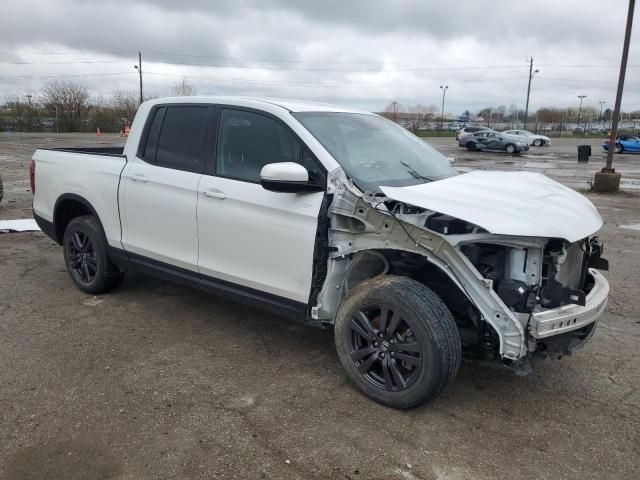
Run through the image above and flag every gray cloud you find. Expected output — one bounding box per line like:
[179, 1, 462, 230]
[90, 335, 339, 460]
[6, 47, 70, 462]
[0, 0, 638, 113]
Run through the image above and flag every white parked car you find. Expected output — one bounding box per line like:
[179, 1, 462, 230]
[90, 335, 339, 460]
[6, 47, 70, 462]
[503, 129, 551, 146]
[31, 96, 609, 409]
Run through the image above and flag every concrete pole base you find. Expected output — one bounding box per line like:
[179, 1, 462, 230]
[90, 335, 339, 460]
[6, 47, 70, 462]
[593, 171, 621, 193]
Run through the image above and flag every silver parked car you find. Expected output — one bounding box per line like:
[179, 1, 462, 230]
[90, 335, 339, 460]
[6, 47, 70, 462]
[459, 131, 529, 153]
[455, 125, 491, 141]
[503, 129, 551, 146]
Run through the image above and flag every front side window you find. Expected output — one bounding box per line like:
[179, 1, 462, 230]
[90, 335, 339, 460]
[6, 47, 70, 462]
[293, 112, 456, 191]
[217, 109, 322, 183]
[155, 106, 208, 172]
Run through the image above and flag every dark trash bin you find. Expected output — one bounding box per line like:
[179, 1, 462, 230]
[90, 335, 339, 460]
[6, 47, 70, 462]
[578, 145, 591, 162]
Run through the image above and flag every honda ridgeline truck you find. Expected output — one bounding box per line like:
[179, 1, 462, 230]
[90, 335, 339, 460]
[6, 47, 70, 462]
[31, 97, 610, 409]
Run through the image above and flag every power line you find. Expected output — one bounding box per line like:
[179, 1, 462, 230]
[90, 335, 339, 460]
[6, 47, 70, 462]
[144, 71, 528, 87]
[2, 60, 129, 65]
[0, 72, 135, 80]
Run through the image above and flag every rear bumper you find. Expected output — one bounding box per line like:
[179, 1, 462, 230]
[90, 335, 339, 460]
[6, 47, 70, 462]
[529, 269, 609, 339]
[33, 210, 58, 243]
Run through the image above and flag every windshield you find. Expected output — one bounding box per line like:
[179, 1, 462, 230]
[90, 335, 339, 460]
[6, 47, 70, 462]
[292, 112, 457, 190]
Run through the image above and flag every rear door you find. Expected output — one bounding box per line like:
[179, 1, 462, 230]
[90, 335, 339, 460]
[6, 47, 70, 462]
[196, 107, 326, 304]
[120, 105, 213, 270]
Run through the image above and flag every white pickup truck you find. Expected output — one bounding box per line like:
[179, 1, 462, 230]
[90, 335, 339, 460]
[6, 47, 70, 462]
[31, 96, 610, 409]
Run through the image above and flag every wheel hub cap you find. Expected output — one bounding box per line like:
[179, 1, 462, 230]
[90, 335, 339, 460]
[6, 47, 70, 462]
[347, 306, 423, 392]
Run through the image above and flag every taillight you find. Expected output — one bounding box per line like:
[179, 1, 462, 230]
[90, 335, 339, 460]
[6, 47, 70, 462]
[29, 159, 36, 194]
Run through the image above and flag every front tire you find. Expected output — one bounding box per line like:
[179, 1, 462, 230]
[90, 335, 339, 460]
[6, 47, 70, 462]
[533, 139, 543, 146]
[334, 276, 461, 409]
[615, 144, 623, 153]
[466, 141, 479, 151]
[63, 215, 123, 294]
[505, 143, 516, 154]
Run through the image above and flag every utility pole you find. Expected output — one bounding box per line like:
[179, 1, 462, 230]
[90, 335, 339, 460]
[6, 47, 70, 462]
[595, 0, 635, 193]
[392, 101, 398, 122]
[598, 101, 606, 126]
[523, 57, 539, 131]
[439, 85, 448, 136]
[134, 51, 143, 105]
[577, 95, 587, 135]
[25, 94, 33, 132]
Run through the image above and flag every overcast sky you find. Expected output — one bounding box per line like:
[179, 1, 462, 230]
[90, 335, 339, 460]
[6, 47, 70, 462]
[1, 0, 638, 114]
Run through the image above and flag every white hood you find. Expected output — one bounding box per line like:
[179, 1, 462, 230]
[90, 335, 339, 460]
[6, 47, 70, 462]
[380, 171, 603, 242]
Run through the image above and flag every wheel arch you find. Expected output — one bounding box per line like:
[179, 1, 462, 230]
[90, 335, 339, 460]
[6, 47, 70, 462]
[53, 193, 105, 245]
[340, 249, 481, 326]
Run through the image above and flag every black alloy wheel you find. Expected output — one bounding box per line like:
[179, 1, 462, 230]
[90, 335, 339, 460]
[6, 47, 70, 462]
[63, 215, 123, 294]
[334, 276, 461, 409]
[66, 230, 98, 284]
[348, 306, 423, 392]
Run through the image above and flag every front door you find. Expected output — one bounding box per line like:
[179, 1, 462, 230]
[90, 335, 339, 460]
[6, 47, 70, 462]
[197, 108, 325, 303]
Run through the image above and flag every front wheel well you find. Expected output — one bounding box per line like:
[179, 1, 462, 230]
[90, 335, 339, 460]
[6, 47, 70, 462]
[341, 249, 493, 356]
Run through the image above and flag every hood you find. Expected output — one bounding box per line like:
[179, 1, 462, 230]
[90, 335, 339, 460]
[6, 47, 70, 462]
[380, 171, 603, 242]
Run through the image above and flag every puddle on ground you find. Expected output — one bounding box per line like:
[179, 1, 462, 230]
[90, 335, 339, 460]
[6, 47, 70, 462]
[520, 154, 558, 160]
[522, 161, 551, 169]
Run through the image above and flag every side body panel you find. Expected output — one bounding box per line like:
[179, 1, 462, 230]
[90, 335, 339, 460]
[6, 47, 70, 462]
[32, 149, 126, 247]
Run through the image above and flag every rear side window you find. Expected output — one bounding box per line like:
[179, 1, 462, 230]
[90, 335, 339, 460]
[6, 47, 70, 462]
[155, 106, 208, 172]
[142, 107, 165, 163]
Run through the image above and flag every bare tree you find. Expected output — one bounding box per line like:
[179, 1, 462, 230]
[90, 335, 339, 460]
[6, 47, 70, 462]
[112, 90, 139, 124]
[170, 77, 197, 96]
[406, 104, 435, 133]
[3, 93, 42, 132]
[41, 81, 90, 132]
[383, 102, 403, 122]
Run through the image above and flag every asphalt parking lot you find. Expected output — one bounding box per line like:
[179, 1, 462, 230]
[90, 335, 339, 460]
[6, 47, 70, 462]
[1, 133, 639, 479]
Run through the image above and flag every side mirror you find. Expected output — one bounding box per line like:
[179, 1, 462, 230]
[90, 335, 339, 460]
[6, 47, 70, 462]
[260, 162, 323, 193]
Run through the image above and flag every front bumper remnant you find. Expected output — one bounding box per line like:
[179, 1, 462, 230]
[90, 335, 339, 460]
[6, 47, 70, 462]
[529, 269, 609, 339]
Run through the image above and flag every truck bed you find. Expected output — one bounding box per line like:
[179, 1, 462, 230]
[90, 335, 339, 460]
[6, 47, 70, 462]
[44, 146, 125, 156]
[32, 146, 128, 248]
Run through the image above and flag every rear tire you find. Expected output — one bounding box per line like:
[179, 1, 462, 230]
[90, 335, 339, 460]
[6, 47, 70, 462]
[505, 143, 516, 154]
[334, 276, 461, 409]
[63, 215, 123, 294]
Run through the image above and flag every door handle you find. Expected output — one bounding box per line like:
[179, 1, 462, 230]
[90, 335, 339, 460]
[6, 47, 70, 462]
[203, 189, 227, 200]
[130, 173, 148, 183]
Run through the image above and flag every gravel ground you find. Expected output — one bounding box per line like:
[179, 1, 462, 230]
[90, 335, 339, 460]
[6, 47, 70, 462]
[0, 133, 639, 479]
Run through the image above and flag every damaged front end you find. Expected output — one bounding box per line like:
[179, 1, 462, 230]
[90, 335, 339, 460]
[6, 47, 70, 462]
[313, 168, 609, 373]
[459, 235, 609, 361]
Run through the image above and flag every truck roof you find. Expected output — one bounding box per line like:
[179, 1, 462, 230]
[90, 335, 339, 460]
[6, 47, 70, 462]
[143, 95, 373, 115]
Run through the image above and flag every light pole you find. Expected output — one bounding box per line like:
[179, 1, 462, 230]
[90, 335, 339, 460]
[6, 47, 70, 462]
[133, 51, 143, 105]
[598, 101, 606, 126]
[577, 95, 587, 135]
[523, 57, 539, 131]
[439, 85, 448, 136]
